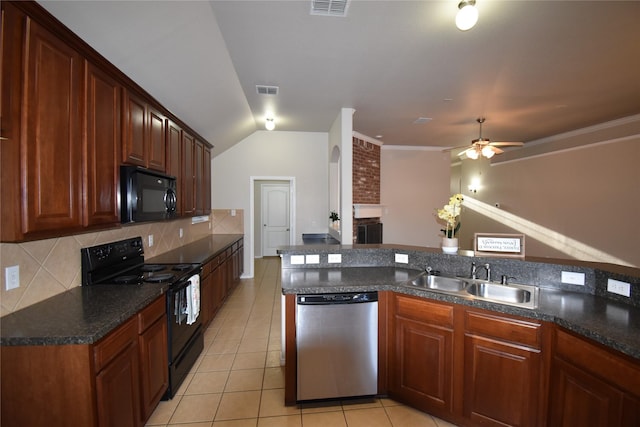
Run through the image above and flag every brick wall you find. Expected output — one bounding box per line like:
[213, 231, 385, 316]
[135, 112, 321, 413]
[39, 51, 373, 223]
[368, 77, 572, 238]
[352, 136, 381, 242]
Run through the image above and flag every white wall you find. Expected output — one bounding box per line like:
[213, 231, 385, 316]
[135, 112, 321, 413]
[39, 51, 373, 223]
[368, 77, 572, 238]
[328, 108, 355, 243]
[381, 146, 452, 247]
[212, 130, 329, 277]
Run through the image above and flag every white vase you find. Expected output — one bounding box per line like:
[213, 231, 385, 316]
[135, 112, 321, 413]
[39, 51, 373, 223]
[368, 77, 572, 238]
[441, 237, 459, 254]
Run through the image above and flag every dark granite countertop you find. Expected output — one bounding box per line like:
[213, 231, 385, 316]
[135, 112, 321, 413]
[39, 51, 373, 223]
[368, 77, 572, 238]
[278, 246, 640, 361]
[1, 234, 243, 347]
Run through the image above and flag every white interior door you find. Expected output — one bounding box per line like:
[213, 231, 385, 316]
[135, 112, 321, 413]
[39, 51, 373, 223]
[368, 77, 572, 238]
[262, 184, 290, 256]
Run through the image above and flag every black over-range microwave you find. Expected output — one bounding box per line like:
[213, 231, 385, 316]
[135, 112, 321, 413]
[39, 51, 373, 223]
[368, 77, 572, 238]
[121, 166, 177, 223]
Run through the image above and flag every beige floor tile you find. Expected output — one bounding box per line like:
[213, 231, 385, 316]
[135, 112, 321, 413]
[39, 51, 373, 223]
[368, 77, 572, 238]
[198, 353, 236, 372]
[175, 373, 195, 396]
[259, 389, 301, 418]
[232, 351, 266, 370]
[341, 397, 383, 410]
[262, 367, 285, 390]
[257, 414, 302, 427]
[265, 351, 281, 368]
[379, 398, 404, 407]
[299, 400, 343, 414]
[300, 411, 347, 427]
[170, 393, 222, 424]
[215, 390, 262, 421]
[225, 369, 265, 392]
[185, 371, 230, 394]
[168, 423, 212, 427]
[145, 397, 181, 425]
[208, 339, 241, 355]
[432, 416, 459, 427]
[343, 407, 392, 427]
[384, 405, 438, 427]
[238, 337, 269, 353]
[216, 326, 246, 340]
[212, 419, 258, 427]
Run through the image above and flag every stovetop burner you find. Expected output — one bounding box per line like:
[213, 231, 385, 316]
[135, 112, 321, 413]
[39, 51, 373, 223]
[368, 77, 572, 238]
[144, 273, 176, 283]
[113, 274, 144, 285]
[141, 264, 165, 272]
[172, 264, 193, 271]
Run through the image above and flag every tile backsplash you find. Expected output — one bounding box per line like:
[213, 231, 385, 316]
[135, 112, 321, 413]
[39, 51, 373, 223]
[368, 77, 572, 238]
[0, 209, 243, 316]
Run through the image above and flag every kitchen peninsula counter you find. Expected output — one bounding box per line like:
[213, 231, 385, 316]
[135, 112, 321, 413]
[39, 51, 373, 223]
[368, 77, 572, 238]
[0, 234, 243, 346]
[278, 245, 640, 360]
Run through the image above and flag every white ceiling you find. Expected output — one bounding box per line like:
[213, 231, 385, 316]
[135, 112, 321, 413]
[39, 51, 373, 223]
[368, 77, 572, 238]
[38, 1, 640, 157]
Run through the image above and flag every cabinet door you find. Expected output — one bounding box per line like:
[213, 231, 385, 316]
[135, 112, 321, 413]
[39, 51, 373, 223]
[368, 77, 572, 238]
[96, 342, 141, 427]
[84, 61, 121, 226]
[194, 140, 204, 215]
[388, 294, 454, 418]
[139, 316, 168, 422]
[203, 145, 211, 213]
[182, 131, 196, 215]
[22, 16, 83, 235]
[167, 121, 183, 215]
[463, 310, 543, 427]
[122, 90, 147, 166]
[147, 106, 166, 172]
[199, 269, 214, 328]
[548, 357, 624, 427]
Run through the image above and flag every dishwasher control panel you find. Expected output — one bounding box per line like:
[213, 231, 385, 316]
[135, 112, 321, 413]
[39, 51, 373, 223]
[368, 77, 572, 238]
[297, 292, 378, 305]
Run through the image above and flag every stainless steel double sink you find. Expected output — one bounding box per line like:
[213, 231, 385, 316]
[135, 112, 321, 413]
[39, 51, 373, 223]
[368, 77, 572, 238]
[405, 272, 539, 309]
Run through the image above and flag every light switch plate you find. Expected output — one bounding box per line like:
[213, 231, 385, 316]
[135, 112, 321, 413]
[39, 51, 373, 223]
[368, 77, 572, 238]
[395, 253, 409, 264]
[306, 254, 320, 264]
[328, 254, 342, 263]
[561, 271, 585, 285]
[5, 265, 19, 290]
[290, 255, 305, 265]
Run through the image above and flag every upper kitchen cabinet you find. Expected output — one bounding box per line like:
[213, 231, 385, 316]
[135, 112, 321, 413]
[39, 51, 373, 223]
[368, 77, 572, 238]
[167, 120, 184, 215]
[122, 89, 167, 172]
[84, 61, 121, 227]
[1, 3, 84, 240]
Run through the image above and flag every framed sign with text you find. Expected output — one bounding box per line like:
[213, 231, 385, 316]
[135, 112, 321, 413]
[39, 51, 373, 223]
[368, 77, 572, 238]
[474, 233, 525, 259]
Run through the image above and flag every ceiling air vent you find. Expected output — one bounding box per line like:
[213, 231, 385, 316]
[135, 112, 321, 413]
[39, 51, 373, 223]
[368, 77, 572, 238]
[256, 85, 279, 96]
[310, 0, 350, 17]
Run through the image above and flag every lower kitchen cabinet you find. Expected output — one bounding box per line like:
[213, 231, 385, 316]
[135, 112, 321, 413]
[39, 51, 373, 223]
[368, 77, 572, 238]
[0, 297, 169, 427]
[462, 308, 546, 427]
[137, 296, 169, 422]
[548, 327, 640, 426]
[388, 293, 455, 419]
[94, 316, 141, 427]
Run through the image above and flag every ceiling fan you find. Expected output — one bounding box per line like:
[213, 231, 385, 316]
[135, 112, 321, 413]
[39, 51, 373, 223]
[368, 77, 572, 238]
[447, 118, 524, 159]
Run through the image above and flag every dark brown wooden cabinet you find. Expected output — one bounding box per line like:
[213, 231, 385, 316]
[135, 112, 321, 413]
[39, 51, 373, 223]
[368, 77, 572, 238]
[549, 327, 640, 427]
[167, 120, 184, 215]
[462, 308, 545, 427]
[21, 13, 84, 237]
[84, 61, 121, 227]
[388, 294, 455, 419]
[182, 131, 196, 216]
[94, 316, 141, 427]
[122, 90, 166, 172]
[137, 296, 168, 423]
[194, 140, 205, 215]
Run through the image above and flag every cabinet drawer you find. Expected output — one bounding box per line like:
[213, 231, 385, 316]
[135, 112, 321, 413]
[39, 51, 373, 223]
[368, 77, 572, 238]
[465, 309, 542, 349]
[94, 316, 137, 372]
[394, 294, 454, 327]
[138, 296, 166, 333]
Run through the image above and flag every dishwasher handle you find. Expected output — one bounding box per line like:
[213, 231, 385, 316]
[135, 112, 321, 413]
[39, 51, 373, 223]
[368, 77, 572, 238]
[297, 292, 378, 305]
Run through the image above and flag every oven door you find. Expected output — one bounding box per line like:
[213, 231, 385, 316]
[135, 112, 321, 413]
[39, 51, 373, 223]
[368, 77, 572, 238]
[167, 275, 202, 362]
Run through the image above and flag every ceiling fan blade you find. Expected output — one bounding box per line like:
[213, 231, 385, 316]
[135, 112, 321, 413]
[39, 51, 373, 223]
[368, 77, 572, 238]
[491, 146, 504, 154]
[488, 141, 524, 147]
[442, 144, 473, 152]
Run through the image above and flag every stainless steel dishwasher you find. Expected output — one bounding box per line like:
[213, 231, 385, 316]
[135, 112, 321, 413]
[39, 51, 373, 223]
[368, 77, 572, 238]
[296, 292, 378, 401]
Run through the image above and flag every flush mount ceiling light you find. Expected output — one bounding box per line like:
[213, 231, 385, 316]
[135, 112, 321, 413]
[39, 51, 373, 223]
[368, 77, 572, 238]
[265, 117, 275, 131]
[456, 0, 479, 31]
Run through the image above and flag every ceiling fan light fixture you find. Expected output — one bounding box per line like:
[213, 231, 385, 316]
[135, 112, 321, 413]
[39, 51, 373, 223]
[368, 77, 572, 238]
[265, 117, 276, 131]
[466, 148, 479, 159]
[481, 146, 495, 158]
[456, 0, 478, 31]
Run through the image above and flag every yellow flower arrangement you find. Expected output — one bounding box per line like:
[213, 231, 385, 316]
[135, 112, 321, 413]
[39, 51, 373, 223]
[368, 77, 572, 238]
[436, 194, 464, 238]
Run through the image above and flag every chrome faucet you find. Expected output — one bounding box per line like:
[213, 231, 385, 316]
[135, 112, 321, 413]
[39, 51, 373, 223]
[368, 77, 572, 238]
[471, 262, 491, 282]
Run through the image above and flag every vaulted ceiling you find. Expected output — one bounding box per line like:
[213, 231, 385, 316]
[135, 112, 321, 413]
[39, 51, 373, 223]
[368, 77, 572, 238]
[38, 1, 640, 157]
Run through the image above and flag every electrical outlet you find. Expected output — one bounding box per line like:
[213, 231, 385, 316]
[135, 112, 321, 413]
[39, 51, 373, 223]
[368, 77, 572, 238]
[561, 271, 585, 285]
[231, 209, 236, 216]
[290, 255, 305, 265]
[328, 253, 342, 263]
[607, 279, 631, 297]
[5, 265, 19, 290]
[395, 253, 409, 264]
[179, 228, 184, 238]
[148, 235, 154, 247]
[306, 254, 320, 264]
